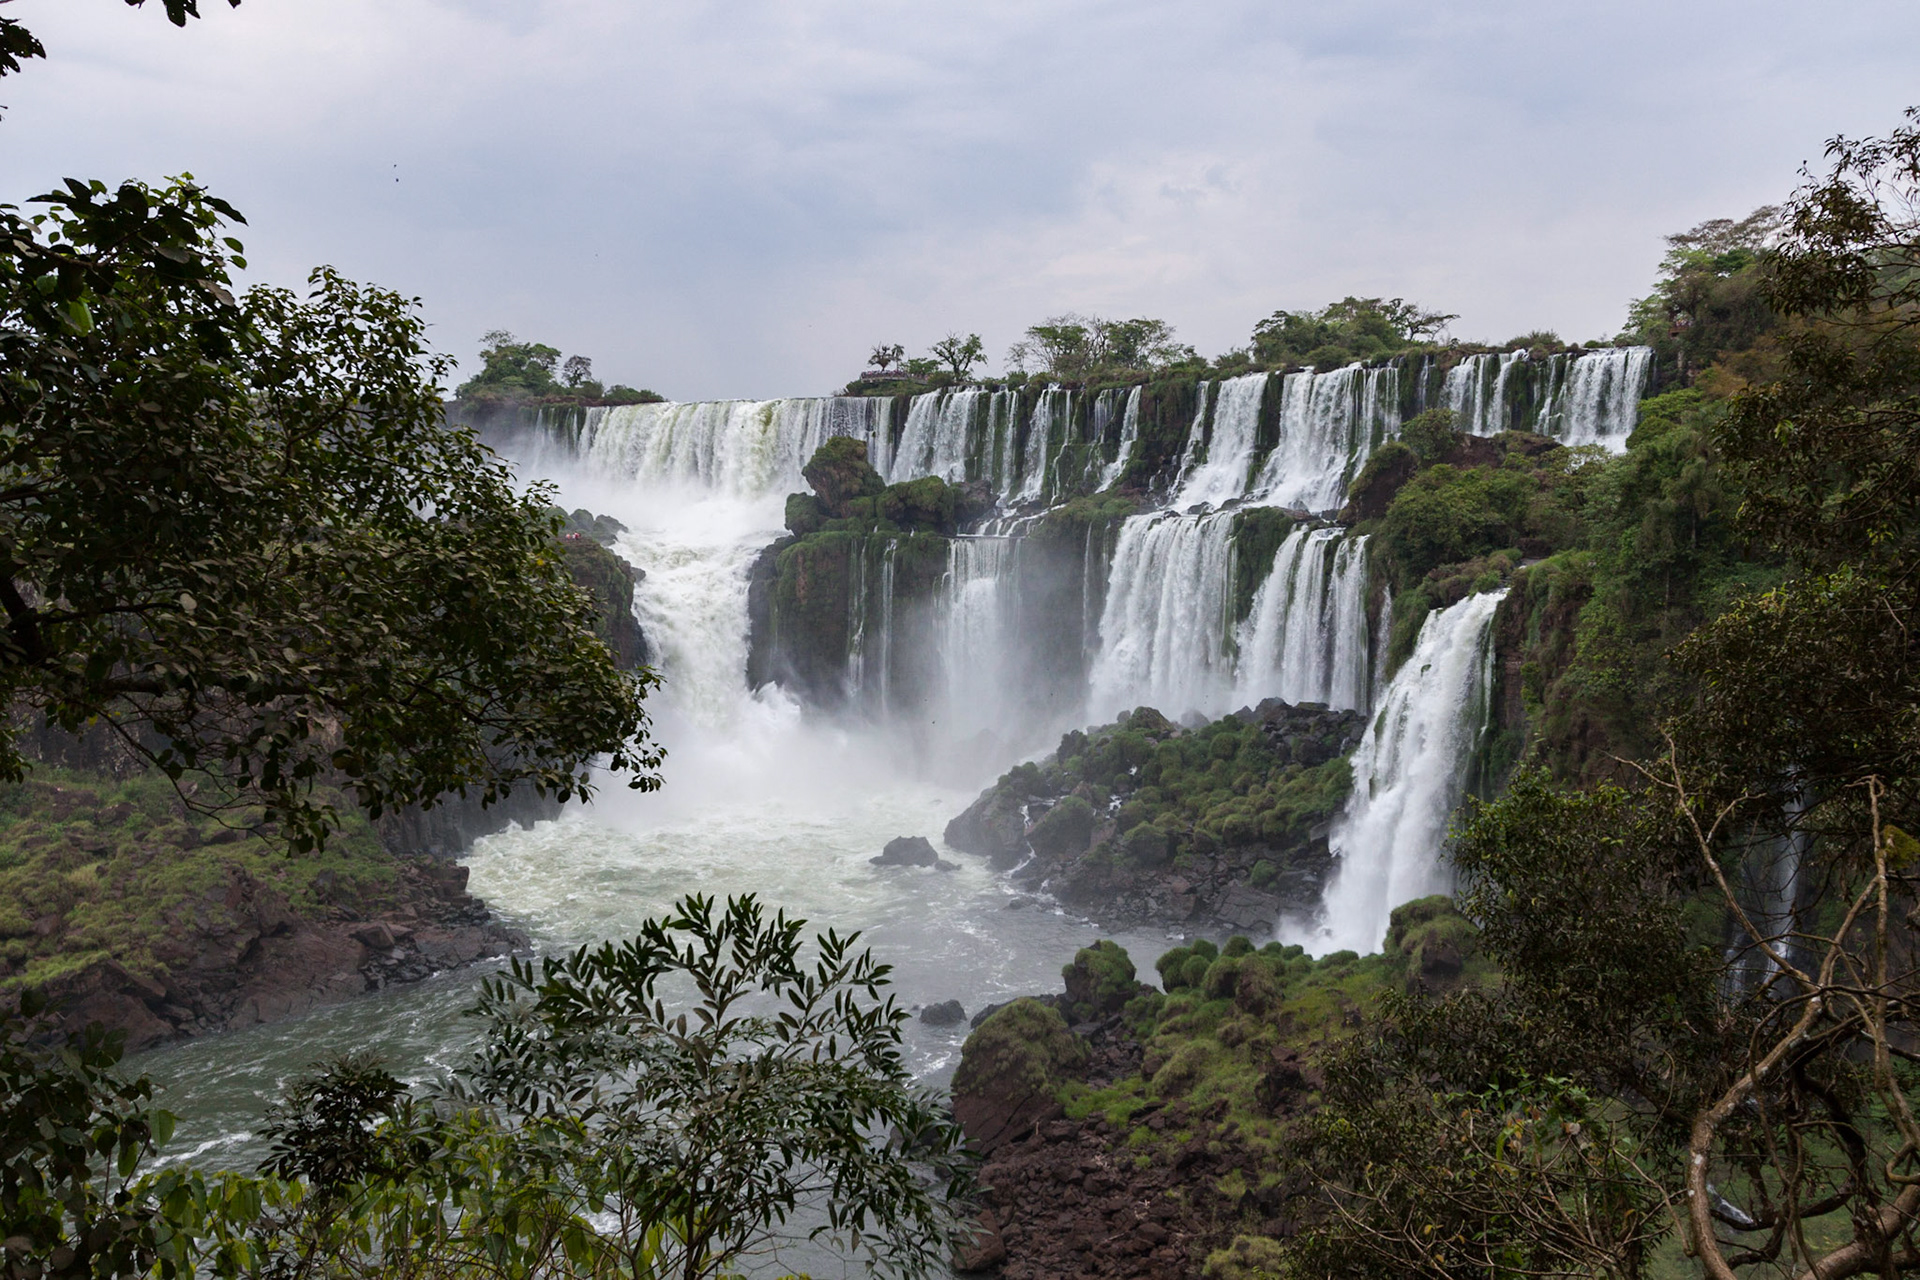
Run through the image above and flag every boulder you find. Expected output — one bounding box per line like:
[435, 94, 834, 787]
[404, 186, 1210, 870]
[944, 790, 1028, 867]
[952, 1208, 1007, 1273]
[919, 999, 966, 1026]
[800, 436, 885, 515]
[1026, 795, 1095, 860]
[871, 835, 939, 868]
[951, 999, 1087, 1154]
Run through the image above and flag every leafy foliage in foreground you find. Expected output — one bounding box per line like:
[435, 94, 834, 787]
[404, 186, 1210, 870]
[0, 895, 968, 1280]
[0, 178, 661, 851]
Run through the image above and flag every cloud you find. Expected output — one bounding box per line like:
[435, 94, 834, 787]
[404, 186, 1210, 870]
[5, 0, 1918, 397]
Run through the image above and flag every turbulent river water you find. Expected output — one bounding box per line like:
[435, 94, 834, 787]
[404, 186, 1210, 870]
[130, 448, 1181, 1204]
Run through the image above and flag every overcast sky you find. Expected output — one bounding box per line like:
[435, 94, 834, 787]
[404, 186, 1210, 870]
[5, 1, 1917, 399]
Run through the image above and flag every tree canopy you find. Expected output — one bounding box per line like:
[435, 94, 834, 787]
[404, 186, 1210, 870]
[0, 177, 663, 851]
[1246, 295, 1454, 370]
[1005, 313, 1196, 381]
[454, 330, 662, 406]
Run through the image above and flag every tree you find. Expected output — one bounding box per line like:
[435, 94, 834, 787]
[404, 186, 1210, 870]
[454, 894, 973, 1280]
[1005, 314, 1191, 381]
[560, 352, 594, 388]
[867, 342, 905, 374]
[1623, 206, 1781, 382]
[456, 329, 564, 400]
[1249, 296, 1454, 369]
[0, 178, 662, 852]
[930, 332, 985, 380]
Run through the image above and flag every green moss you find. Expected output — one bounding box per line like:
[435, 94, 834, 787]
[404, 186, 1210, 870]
[1062, 940, 1140, 1022]
[950, 998, 1088, 1103]
[1229, 508, 1298, 622]
[0, 768, 403, 993]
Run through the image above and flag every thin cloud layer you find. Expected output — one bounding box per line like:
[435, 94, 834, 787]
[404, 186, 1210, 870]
[6, 0, 1917, 399]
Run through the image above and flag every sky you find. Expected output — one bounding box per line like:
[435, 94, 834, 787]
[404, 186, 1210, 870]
[5, 0, 1918, 401]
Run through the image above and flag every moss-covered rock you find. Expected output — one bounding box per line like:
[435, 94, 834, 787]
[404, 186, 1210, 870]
[949, 998, 1088, 1153]
[946, 701, 1363, 929]
[801, 435, 885, 514]
[1061, 940, 1146, 1023]
[557, 533, 649, 669]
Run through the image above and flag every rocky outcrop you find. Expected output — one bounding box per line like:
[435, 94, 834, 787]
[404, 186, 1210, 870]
[32, 858, 524, 1051]
[872, 835, 939, 867]
[559, 532, 651, 669]
[946, 700, 1364, 931]
[948, 906, 1485, 1277]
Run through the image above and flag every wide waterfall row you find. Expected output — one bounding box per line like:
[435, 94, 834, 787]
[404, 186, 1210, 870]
[477, 358, 1580, 954]
[578, 396, 894, 498]
[1438, 346, 1652, 450]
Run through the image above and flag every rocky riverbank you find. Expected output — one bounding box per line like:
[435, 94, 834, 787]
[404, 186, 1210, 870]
[0, 769, 531, 1051]
[944, 701, 1363, 933]
[946, 899, 1483, 1277]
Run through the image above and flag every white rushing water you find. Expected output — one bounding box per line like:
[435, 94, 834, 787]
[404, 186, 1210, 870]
[1016, 387, 1072, 504]
[1441, 346, 1653, 451]
[1250, 363, 1400, 512]
[1088, 510, 1240, 719]
[1292, 589, 1507, 954]
[1172, 372, 1267, 507]
[1094, 385, 1143, 490]
[580, 396, 893, 498]
[1235, 528, 1371, 711]
[1541, 347, 1654, 448]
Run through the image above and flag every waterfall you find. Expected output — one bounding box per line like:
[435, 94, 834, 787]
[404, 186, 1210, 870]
[1016, 387, 1072, 504]
[1173, 373, 1268, 507]
[1541, 347, 1653, 449]
[1088, 510, 1239, 720]
[1435, 347, 1653, 452]
[580, 397, 893, 498]
[1298, 589, 1507, 954]
[845, 538, 872, 707]
[943, 536, 1019, 743]
[890, 389, 979, 485]
[1095, 386, 1142, 490]
[1251, 363, 1400, 513]
[1235, 529, 1371, 711]
[1443, 351, 1526, 437]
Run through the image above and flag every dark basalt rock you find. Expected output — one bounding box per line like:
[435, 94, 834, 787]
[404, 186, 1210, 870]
[919, 998, 966, 1026]
[871, 835, 939, 867]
